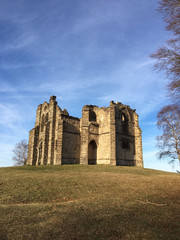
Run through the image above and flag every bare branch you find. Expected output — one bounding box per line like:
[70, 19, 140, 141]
[150, 0, 180, 102]
[12, 139, 28, 166]
[157, 104, 180, 163]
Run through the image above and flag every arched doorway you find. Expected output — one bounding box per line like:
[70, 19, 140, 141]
[88, 140, 97, 165]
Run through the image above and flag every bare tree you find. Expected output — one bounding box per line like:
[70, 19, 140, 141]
[150, 0, 180, 167]
[12, 139, 28, 166]
[157, 104, 180, 164]
[150, 0, 180, 102]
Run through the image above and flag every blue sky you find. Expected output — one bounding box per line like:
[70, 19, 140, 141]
[0, 0, 179, 172]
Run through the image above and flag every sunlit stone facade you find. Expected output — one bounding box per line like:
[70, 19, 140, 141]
[27, 96, 143, 167]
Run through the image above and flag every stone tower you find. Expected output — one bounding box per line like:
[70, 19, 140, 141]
[27, 96, 143, 167]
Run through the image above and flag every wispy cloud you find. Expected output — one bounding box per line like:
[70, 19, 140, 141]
[0, 104, 21, 129]
[1, 33, 37, 52]
[0, 81, 17, 92]
[0, 61, 46, 69]
[135, 60, 156, 69]
[0, 0, 173, 173]
[72, 0, 136, 34]
[141, 121, 156, 126]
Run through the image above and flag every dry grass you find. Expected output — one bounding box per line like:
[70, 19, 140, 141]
[0, 165, 179, 240]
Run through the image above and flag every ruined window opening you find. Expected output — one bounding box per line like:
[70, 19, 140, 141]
[122, 141, 130, 150]
[121, 113, 129, 134]
[41, 115, 45, 132]
[122, 113, 125, 122]
[55, 140, 57, 150]
[89, 110, 96, 122]
[121, 113, 128, 123]
[45, 113, 48, 123]
[88, 140, 97, 165]
[38, 142, 42, 165]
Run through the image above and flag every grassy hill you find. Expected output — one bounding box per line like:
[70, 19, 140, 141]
[0, 165, 179, 240]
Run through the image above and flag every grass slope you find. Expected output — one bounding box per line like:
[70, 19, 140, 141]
[0, 165, 179, 240]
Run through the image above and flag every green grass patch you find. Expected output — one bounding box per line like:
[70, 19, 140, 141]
[0, 165, 179, 240]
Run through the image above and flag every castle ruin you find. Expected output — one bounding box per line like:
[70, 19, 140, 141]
[27, 96, 143, 167]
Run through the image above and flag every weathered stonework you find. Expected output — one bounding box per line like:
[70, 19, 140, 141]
[27, 96, 143, 167]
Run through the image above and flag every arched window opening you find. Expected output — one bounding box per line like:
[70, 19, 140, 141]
[122, 113, 125, 122]
[121, 113, 128, 123]
[121, 112, 129, 134]
[88, 140, 97, 165]
[89, 110, 96, 122]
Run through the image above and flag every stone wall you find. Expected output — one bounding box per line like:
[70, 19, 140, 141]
[27, 96, 143, 167]
[62, 116, 80, 164]
[96, 107, 110, 164]
[115, 103, 136, 166]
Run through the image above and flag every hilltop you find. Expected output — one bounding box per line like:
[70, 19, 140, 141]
[0, 165, 179, 240]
